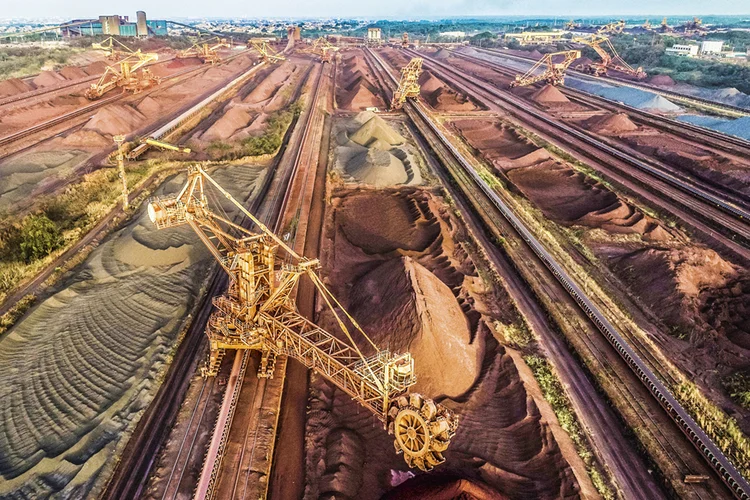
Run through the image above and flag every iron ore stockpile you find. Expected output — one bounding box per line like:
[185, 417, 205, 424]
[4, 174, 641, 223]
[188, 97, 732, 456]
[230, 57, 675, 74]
[307, 110, 586, 499]
[1, 27, 750, 500]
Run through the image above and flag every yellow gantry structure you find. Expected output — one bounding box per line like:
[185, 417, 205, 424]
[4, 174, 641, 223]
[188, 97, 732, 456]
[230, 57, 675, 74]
[177, 37, 231, 64]
[85, 49, 160, 100]
[573, 34, 646, 79]
[248, 39, 286, 63]
[510, 50, 581, 88]
[147, 166, 458, 471]
[92, 36, 135, 61]
[391, 57, 423, 110]
[597, 20, 626, 35]
[311, 36, 338, 62]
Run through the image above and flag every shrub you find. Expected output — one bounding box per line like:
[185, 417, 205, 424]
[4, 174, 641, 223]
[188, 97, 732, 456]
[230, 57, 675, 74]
[724, 370, 750, 410]
[18, 215, 62, 263]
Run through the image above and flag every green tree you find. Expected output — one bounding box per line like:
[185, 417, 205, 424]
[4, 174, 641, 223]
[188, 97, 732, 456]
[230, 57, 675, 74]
[18, 214, 61, 263]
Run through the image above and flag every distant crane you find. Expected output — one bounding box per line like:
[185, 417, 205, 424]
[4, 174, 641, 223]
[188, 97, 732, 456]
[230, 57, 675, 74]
[391, 57, 423, 110]
[177, 37, 231, 64]
[510, 50, 581, 88]
[311, 36, 338, 63]
[682, 17, 705, 35]
[597, 20, 626, 35]
[573, 34, 646, 79]
[247, 39, 285, 63]
[109, 136, 190, 199]
[147, 166, 459, 471]
[85, 50, 160, 100]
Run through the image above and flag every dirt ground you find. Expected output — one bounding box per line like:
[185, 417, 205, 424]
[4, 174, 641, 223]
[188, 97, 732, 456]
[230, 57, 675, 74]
[434, 50, 750, 195]
[0, 149, 92, 211]
[451, 116, 750, 428]
[0, 51, 263, 216]
[191, 59, 301, 145]
[452, 118, 672, 241]
[0, 53, 109, 99]
[305, 187, 583, 500]
[0, 164, 266, 499]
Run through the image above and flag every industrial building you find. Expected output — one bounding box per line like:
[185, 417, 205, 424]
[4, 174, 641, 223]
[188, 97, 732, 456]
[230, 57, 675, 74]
[665, 43, 699, 57]
[700, 40, 724, 55]
[367, 27, 382, 41]
[61, 11, 168, 37]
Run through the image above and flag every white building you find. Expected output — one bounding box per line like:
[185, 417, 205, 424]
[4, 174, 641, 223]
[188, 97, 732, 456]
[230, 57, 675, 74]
[665, 44, 699, 57]
[439, 31, 465, 38]
[700, 40, 724, 54]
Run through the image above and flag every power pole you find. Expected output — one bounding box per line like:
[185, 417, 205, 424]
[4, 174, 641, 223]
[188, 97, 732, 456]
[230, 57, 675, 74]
[113, 135, 129, 210]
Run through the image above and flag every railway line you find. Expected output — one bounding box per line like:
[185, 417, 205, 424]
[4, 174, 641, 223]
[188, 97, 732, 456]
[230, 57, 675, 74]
[399, 47, 750, 262]
[101, 57, 309, 500]
[0, 50, 255, 158]
[366, 46, 750, 500]
[479, 47, 750, 118]
[363, 47, 699, 499]
[203, 60, 327, 500]
[447, 48, 750, 210]
[152, 60, 326, 500]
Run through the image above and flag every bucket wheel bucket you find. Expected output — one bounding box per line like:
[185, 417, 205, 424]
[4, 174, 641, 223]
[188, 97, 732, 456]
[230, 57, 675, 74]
[388, 393, 458, 471]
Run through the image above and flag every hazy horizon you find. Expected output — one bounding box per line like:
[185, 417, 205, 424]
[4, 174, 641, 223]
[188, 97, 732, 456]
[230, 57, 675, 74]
[3, 0, 750, 22]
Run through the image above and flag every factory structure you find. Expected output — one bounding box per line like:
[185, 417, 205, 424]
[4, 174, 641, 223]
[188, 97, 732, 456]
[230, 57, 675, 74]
[62, 11, 168, 37]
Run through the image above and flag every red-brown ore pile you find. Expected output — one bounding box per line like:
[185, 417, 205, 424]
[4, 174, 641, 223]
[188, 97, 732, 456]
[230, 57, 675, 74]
[305, 188, 582, 500]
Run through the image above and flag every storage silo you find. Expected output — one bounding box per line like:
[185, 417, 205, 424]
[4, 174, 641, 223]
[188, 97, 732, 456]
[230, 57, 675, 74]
[136, 11, 148, 37]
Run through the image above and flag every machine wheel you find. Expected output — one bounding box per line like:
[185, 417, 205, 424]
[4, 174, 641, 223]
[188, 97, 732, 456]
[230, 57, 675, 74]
[388, 393, 458, 471]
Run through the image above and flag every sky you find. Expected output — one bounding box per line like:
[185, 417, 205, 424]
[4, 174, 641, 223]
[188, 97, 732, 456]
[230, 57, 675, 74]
[4, 0, 749, 20]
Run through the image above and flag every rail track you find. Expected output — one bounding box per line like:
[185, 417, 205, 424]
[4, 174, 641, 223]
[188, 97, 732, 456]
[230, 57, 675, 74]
[202, 61, 327, 500]
[367, 46, 750, 500]
[399, 47, 750, 261]
[101, 57, 305, 500]
[479, 47, 750, 118]
[447, 48, 750, 210]
[0, 50, 255, 157]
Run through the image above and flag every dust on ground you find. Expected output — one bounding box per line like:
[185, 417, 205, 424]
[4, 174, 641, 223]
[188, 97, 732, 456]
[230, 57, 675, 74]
[0, 149, 92, 211]
[0, 164, 267, 498]
[305, 187, 583, 500]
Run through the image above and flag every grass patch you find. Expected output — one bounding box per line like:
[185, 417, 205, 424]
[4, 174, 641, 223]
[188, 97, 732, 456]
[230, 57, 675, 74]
[0, 160, 173, 305]
[496, 321, 532, 348]
[524, 354, 615, 500]
[675, 381, 750, 477]
[208, 100, 304, 160]
[0, 46, 81, 80]
[724, 371, 750, 410]
[0, 294, 36, 337]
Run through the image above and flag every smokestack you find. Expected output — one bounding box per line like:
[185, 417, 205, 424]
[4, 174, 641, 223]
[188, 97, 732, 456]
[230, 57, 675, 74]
[136, 11, 148, 37]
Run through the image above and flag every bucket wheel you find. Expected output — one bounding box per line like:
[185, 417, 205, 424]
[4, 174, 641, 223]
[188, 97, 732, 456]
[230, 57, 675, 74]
[388, 393, 458, 471]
